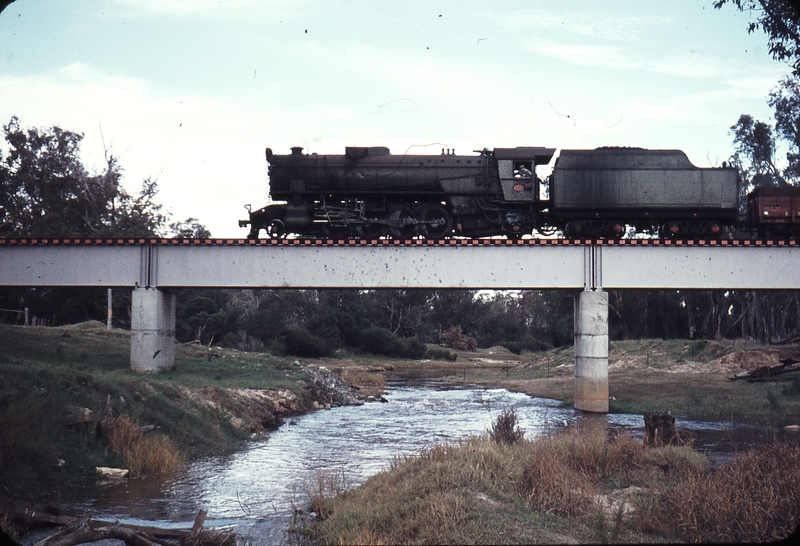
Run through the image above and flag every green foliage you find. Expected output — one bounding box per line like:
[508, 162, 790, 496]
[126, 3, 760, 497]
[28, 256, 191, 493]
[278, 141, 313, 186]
[358, 327, 427, 359]
[0, 117, 209, 330]
[714, 0, 800, 76]
[522, 336, 554, 352]
[0, 116, 169, 238]
[424, 345, 458, 361]
[278, 326, 336, 358]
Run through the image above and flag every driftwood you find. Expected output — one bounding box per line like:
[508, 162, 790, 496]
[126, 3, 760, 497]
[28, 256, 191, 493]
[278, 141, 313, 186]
[730, 358, 800, 382]
[643, 411, 682, 447]
[1, 500, 228, 545]
[35, 518, 166, 546]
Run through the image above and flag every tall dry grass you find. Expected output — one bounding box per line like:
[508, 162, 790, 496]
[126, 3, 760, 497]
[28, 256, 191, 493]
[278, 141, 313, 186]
[340, 369, 386, 398]
[107, 415, 184, 478]
[309, 421, 799, 544]
[663, 442, 800, 542]
[340, 370, 385, 389]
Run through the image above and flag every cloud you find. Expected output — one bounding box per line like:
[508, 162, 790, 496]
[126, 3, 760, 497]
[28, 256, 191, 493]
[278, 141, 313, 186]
[110, 0, 304, 20]
[0, 63, 272, 237]
[483, 8, 672, 42]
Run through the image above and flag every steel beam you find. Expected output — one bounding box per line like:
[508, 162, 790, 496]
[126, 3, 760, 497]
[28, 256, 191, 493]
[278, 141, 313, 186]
[2, 242, 797, 290]
[600, 246, 800, 289]
[0, 245, 144, 287]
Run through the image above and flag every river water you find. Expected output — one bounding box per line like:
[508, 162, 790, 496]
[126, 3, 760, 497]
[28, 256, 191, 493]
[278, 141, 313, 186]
[28, 379, 778, 545]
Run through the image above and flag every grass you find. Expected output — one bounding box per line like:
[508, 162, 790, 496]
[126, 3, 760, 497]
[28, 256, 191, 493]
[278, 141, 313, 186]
[0, 322, 313, 502]
[305, 424, 800, 544]
[410, 338, 800, 427]
[106, 415, 184, 478]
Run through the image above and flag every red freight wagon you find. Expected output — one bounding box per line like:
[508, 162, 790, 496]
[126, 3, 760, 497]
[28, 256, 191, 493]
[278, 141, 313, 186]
[747, 186, 800, 238]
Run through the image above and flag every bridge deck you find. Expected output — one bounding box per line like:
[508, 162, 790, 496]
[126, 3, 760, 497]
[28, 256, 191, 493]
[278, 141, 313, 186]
[1, 238, 797, 290]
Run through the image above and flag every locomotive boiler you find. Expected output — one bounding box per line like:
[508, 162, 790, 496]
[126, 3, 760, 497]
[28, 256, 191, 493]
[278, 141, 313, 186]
[238, 145, 761, 240]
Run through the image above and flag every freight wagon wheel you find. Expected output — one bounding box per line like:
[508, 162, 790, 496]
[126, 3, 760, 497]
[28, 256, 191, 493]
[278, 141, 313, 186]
[420, 207, 452, 239]
[389, 209, 417, 239]
[265, 219, 286, 239]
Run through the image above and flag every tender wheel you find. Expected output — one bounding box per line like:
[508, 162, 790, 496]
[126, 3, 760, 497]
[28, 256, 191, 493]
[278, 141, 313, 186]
[266, 219, 286, 239]
[420, 207, 452, 239]
[389, 208, 417, 238]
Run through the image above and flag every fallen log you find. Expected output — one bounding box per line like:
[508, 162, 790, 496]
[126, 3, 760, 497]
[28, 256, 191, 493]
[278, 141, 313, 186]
[1, 500, 203, 541]
[730, 358, 800, 382]
[34, 518, 166, 546]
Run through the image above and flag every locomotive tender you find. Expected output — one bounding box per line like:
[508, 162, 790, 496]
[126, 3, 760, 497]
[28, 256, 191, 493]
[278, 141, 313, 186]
[239, 145, 799, 239]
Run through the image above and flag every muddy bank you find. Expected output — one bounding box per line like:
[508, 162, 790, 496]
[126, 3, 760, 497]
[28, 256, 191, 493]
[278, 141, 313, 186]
[179, 364, 382, 436]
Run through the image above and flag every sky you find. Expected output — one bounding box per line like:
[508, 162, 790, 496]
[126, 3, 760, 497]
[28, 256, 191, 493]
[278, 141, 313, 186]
[0, 0, 791, 238]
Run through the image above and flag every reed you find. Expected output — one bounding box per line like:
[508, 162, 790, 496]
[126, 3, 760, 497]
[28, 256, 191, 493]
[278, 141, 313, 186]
[107, 415, 184, 478]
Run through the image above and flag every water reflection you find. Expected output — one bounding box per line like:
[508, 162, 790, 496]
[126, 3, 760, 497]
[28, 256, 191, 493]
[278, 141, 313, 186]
[50, 381, 779, 545]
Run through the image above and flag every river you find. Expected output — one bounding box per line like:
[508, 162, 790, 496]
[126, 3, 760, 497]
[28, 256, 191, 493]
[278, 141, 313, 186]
[23, 378, 777, 545]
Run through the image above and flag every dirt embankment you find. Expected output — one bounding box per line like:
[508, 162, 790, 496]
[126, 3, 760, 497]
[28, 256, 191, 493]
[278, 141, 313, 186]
[180, 364, 380, 435]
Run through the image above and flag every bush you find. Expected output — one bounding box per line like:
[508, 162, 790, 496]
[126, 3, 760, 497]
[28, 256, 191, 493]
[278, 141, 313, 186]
[522, 336, 553, 352]
[488, 407, 525, 445]
[503, 341, 523, 355]
[425, 345, 458, 361]
[358, 327, 397, 355]
[439, 326, 477, 351]
[281, 327, 335, 358]
[358, 328, 427, 359]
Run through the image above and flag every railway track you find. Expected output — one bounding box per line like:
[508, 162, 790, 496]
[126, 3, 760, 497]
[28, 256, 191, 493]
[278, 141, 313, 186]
[0, 237, 797, 247]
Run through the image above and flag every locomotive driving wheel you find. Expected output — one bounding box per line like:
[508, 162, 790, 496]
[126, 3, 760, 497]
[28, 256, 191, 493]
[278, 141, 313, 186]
[389, 208, 417, 238]
[356, 221, 388, 239]
[420, 207, 452, 239]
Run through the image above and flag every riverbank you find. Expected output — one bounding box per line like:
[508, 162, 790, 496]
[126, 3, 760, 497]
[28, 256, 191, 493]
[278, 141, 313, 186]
[304, 424, 800, 544]
[3, 322, 800, 543]
[0, 322, 378, 509]
[355, 338, 800, 427]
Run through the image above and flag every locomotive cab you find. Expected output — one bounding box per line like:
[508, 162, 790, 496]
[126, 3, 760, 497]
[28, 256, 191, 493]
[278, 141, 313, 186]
[493, 148, 555, 203]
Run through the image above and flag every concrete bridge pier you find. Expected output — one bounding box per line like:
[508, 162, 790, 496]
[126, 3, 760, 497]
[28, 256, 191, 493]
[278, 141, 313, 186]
[130, 286, 176, 373]
[574, 289, 609, 413]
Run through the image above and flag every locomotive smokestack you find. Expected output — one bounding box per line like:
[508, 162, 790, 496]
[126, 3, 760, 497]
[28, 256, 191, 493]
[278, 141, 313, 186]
[291, 146, 304, 155]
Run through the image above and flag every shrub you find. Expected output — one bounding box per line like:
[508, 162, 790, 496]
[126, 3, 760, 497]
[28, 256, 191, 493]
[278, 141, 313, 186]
[503, 341, 523, 355]
[522, 336, 553, 352]
[439, 326, 477, 351]
[359, 327, 396, 355]
[358, 328, 427, 359]
[489, 407, 525, 445]
[425, 345, 458, 361]
[281, 327, 335, 358]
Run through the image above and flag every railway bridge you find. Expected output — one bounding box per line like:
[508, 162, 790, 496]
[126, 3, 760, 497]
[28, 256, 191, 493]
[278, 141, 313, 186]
[1, 237, 798, 413]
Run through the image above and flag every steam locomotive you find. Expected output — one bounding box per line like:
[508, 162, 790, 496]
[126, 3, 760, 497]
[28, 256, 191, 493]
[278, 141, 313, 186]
[239, 145, 800, 240]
